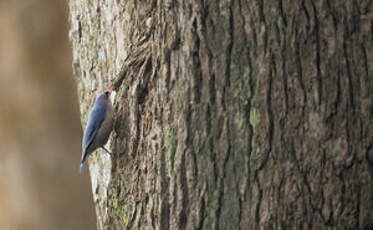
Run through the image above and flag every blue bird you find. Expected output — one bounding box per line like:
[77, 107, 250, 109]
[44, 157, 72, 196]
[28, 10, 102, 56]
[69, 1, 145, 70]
[80, 87, 115, 173]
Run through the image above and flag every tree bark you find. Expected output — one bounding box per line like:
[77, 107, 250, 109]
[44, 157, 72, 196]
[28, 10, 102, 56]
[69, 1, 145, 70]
[69, 0, 372, 229]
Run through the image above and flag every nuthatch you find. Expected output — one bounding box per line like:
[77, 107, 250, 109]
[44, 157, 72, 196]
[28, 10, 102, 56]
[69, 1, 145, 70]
[80, 87, 115, 173]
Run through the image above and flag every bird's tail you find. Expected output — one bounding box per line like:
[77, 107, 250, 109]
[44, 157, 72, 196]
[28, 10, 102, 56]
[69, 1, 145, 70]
[79, 151, 88, 174]
[79, 162, 85, 174]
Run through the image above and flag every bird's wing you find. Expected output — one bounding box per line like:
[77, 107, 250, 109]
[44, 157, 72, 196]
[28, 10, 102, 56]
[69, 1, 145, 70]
[82, 104, 107, 153]
[79, 104, 107, 173]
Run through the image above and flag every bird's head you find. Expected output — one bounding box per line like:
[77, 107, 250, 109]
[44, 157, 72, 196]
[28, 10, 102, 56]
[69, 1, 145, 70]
[104, 86, 115, 96]
[96, 86, 115, 104]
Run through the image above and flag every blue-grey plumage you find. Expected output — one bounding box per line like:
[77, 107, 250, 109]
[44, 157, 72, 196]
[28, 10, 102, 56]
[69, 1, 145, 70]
[80, 88, 114, 173]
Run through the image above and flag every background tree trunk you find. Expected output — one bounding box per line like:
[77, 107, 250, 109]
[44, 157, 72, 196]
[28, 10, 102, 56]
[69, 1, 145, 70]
[69, 0, 372, 229]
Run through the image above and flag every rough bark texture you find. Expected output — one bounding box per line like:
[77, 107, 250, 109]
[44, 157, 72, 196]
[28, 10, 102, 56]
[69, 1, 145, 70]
[69, 0, 372, 229]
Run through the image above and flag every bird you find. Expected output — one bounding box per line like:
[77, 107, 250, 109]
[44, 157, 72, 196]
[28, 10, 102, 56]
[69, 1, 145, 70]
[79, 87, 115, 173]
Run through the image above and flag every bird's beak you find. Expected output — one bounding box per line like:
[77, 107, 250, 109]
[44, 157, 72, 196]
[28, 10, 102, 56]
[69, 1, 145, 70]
[108, 86, 115, 94]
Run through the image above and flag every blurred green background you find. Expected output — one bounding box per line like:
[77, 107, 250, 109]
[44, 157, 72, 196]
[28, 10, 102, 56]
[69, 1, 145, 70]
[0, 0, 96, 229]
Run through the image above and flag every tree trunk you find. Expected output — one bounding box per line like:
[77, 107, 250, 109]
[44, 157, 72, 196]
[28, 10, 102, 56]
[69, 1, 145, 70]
[69, 0, 372, 229]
